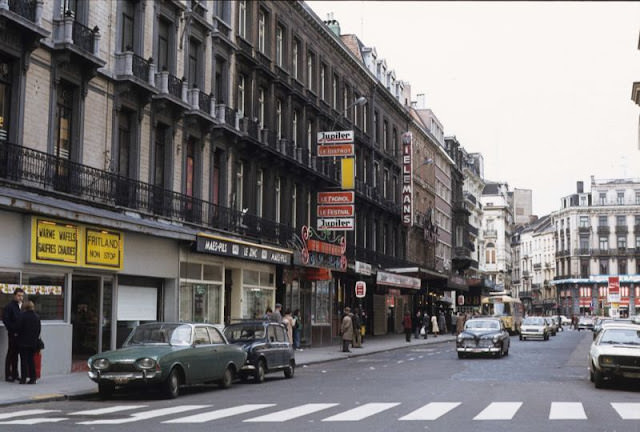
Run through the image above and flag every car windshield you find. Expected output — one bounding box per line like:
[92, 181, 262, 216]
[523, 318, 545, 326]
[124, 324, 192, 346]
[224, 324, 266, 342]
[465, 320, 499, 330]
[599, 328, 640, 345]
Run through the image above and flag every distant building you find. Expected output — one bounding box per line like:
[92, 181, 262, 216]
[481, 181, 514, 292]
[510, 188, 533, 225]
[551, 177, 640, 317]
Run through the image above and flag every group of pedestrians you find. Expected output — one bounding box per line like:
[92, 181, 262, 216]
[2, 288, 42, 384]
[263, 303, 303, 350]
[340, 307, 365, 352]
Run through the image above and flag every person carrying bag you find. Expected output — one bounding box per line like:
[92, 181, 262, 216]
[17, 301, 41, 384]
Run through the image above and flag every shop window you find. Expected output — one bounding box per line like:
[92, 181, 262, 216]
[179, 283, 221, 323]
[312, 280, 330, 325]
[242, 269, 275, 319]
[180, 262, 202, 279]
[0, 272, 65, 321]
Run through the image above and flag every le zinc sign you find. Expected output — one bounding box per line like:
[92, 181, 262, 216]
[30, 217, 124, 270]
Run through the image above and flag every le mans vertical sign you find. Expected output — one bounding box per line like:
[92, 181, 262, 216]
[402, 132, 413, 226]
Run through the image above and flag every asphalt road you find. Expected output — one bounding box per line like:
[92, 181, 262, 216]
[0, 329, 638, 432]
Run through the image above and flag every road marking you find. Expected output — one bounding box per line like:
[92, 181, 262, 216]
[611, 403, 640, 420]
[0, 410, 60, 420]
[322, 403, 400, 421]
[0, 418, 68, 425]
[163, 404, 276, 423]
[77, 405, 210, 425]
[244, 403, 339, 422]
[69, 405, 148, 415]
[549, 402, 586, 420]
[474, 402, 522, 420]
[399, 402, 461, 421]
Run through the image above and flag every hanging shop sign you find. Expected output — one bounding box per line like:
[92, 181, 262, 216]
[355, 281, 367, 298]
[30, 217, 124, 270]
[317, 130, 355, 157]
[290, 225, 347, 271]
[317, 191, 355, 205]
[608, 276, 620, 303]
[196, 233, 292, 265]
[401, 132, 413, 226]
[355, 260, 372, 276]
[317, 218, 355, 231]
[376, 270, 421, 290]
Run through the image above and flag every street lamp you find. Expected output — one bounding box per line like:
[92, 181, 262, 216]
[330, 96, 367, 130]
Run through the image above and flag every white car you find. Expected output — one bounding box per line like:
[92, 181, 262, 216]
[519, 317, 549, 341]
[588, 322, 640, 388]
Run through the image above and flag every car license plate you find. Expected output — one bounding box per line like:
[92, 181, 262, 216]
[623, 372, 640, 379]
[472, 348, 482, 353]
[114, 376, 129, 384]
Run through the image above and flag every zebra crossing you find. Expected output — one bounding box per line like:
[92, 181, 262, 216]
[0, 401, 638, 425]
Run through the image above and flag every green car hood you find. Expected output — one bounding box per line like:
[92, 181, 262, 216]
[91, 344, 186, 362]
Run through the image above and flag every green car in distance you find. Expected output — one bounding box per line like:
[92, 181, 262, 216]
[88, 322, 246, 399]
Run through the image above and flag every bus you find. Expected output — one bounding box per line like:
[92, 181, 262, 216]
[481, 293, 523, 335]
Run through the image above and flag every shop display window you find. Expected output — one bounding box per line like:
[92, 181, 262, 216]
[242, 269, 275, 319]
[312, 280, 331, 324]
[0, 271, 65, 321]
[179, 261, 223, 323]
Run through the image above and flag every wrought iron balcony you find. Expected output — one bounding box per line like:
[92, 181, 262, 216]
[597, 225, 610, 235]
[578, 225, 591, 233]
[0, 0, 48, 53]
[467, 225, 479, 236]
[52, 16, 104, 69]
[483, 229, 497, 237]
[6, 0, 37, 21]
[574, 248, 591, 256]
[615, 225, 628, 234]
[154, 72, 190, 110]
[114, 52, 157, 94]
[0, 141, 293, 246]
[533, 263, 541, 270]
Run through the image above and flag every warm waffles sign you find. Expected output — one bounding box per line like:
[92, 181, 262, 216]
[30, 217, 124, 270]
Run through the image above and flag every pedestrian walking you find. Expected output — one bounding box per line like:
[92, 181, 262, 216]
[292, 309, 302, 350]
[438, 311, 447, 334]
[17, 301, 40, 384]
[340, 307, 353, 353]
[431, 314, 440, 337]
[422, 313, 429, 339]
[271, 303, 283, 323]
[352, 307, 362, 348]
[413, 310, 423, 339]
[281, 309, 294, 345]
[450, 311, 456, 335]
[403, 310, 412, 342]
[2, 287, 23, 382]
[456, 312, 466, 335]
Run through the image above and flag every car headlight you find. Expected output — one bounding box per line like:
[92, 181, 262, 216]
[599, 356, 615, 366]
[492, 335, 500, 343]
[92, 358, 110, 371]
[135, 357, 157, 370]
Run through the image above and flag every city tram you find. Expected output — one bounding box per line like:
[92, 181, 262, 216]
[481, 293, 523, 335]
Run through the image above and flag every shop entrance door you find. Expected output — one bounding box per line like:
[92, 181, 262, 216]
[71, 276, 101, 371]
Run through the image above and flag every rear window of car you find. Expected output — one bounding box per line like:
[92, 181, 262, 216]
[224, 325, 266, 342]
[523, 318, 544, 325]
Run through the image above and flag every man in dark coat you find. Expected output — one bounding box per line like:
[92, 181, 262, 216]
[2, 288, 24, 382]
[17, 300, 40, 384]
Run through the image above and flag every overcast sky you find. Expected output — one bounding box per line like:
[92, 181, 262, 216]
[307, 1, 640, 216]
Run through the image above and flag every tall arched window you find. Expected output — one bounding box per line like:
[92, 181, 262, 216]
[486, 242, 496, 264]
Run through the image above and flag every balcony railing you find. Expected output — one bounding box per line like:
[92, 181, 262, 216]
[167, 73, 183, 99]
[533, 263, 541, 270]
[574, 248, 591, 256]
[72, 20, 96, 53]
[615, 225, 628, 234]
[132, 54, 151, 82]
[8, 0, 37, 21]
[597, 225, 610, 235]
[0, 141, 293, 246]
[483, 229, 497, 237]
[467, 225, 479, 236]
[578, 225, 591, 233]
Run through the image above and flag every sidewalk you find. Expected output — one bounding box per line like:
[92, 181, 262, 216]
[0, 333, 455, 407]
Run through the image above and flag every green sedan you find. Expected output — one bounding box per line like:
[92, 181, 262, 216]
[88, 322, 246, 399]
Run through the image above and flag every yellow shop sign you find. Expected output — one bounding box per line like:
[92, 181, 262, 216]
[31, 218, 124, 270]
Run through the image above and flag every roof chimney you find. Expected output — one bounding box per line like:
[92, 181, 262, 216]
[416, 93, 426, 109]
[324, 13, 341, 37]
[577, 181, 584, 193]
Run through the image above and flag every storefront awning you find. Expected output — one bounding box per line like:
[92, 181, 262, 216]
[376, 271, 421, 290]
[385, 267, 448, 280]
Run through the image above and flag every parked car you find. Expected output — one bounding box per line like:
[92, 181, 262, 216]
[88, 322, 246, 399]
[544, 317, 558, 336]
[224, 321, 295, 383]
[577, 316, 595, 331]
[588, 322, 640, 388]
[557, 315, 571, 326]
[520, 317, 549, 341]
[456, 317, 510, 358]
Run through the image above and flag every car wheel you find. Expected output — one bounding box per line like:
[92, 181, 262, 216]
[284, 360, 295, 379]
[163, 368, 181, 399]
[593, 368, 606, 389]
[504, 345, 509, 356]
[219, 366, 234, 389]
[519, 334, 523, 341]
[98, 383, 114, 399]
[254, 360, 266, 383]
[589, 368, 594, 382]
[457, 352, 465, 359]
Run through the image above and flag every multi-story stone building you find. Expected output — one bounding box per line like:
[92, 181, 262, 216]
[0, 0, 442, 374]
[480, 181, 514, 293]
[510, 188, 533, 226]
[552, 178, 640, 318]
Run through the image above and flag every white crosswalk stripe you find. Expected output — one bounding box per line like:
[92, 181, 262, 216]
[69, 405, 148, 415]
[322, 403, 400, 421]
[474, 402, 522, 420]
[0, 418, 68, 425]
[76, 405, 210, 425]
[549, 402, 587, 420]
[0, 410, 60, 420]
[399, 402, 461, 421]
[243, 403, 339, 422]
[163, 404, 276, 423]
[611, 403, 640, 420]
